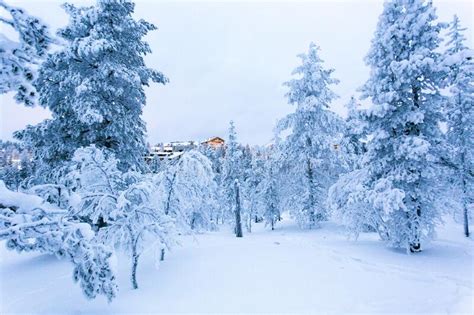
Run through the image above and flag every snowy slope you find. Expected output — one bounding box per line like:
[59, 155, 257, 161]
[0, 216, 472, 314]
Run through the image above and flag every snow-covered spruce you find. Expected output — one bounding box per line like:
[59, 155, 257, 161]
[221, 121, 244, 236]
[0, 181, 118, 301]
[242, 147, 265, 232]
[258, 153, 281, 230]
[15, 0, 167, 180]
[276, 43, 343, 229]
[442, 15, 473, 237]
[353, 0, 447, 252]
[0, 0, 53, 106]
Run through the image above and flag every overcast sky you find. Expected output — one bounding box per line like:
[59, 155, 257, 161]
[1, 0, 472, 145]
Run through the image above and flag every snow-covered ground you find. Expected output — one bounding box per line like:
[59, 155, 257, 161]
[1, 215, 472, 314]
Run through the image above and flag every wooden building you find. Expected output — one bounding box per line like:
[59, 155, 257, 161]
[201, 137, 225, 148]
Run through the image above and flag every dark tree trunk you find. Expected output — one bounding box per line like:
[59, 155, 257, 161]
[307, 158, 316, 229]
[234, 180, 243, 238]
[460, 150, 470, 237]
[131, 245, 140, 289]
[408, 86, 422, 252]
[160, 248, 165, 261]
[57, 186, 62, 207]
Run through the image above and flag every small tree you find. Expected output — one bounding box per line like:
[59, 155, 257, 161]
[259, 157, 280, 230]
[243, 147, 265, 232]
[100, 178, 176, 289]
[156, 150, 218, 232]
[69, 146, 177, 289]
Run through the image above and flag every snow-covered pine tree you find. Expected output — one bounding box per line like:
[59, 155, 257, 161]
[239, 144, 254, 231]
[221, 121, 244, 236]
[259, 155, 280, 230]
[443, 15, 473, 237]
[0, 0, 53, 106]
[276, 43, 343, 229]
[358, 0, 448, 252]
[16, 0, 167, 177]
[243, 147, 265, 232]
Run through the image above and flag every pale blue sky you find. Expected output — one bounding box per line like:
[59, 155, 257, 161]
[1, 0, 472, 145]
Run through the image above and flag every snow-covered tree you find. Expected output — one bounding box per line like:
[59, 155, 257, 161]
[259, 156, 280, 230]
[0, 0, 53, 106]
[99, 177, 176, 289]
[0, 181, 118, 301]
[155, 150, 218, 232]
[242, 147, 265, 232]
[16, 0, 167, 176]
[276, 43, 343, 229]
[443, 15, 473, 237]
[69, 146, 176, 289]
[356, 0, 448, 252]
[221, 121, 244, 235]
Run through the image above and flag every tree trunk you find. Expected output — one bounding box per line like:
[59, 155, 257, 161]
[234, 180, 243, 238]
[160, 248, 165, 261]
[307, 158, 316, 229]
[409, 204, 422, 253]
[462, 174, 469, 237]
[460, 149, 470, 237]
[131, 245, 140, 289]
[57, 186, 62, 208]
[248, 212, 252, 233]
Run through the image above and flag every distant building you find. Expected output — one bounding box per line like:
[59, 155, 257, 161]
[201, 137, 225, 149]
[146, 137, 224, 163]
[146, 141, 198, 162]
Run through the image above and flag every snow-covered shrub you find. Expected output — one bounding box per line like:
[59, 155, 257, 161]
[327, 169, 376, 237]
